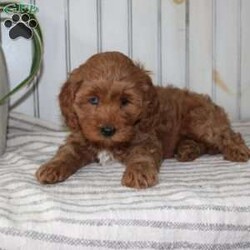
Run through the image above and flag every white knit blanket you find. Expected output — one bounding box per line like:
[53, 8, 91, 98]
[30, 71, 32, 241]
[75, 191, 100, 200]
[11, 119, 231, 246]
[0, 112, 250, 249]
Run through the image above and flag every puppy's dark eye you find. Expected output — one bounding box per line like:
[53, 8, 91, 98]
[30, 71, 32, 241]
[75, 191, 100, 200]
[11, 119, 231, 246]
[88, 96, 99, 105]
[120, 97, 129, 107]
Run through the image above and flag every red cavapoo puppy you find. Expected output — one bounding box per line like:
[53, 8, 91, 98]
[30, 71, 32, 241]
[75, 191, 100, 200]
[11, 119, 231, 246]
[36, 51, 250, 189]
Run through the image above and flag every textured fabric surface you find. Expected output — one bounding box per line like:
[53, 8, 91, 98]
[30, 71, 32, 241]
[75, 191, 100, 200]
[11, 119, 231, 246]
[1, 112, 250, 249]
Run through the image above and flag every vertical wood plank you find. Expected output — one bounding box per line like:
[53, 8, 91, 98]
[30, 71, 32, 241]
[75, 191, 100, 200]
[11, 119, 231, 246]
[35, 0, 67, 124]
[1, 0, 34, 116]
[189, 0, 213, 95]
[132, 0, 158, 83]
[185, 0, 190, 88]
[211, 0, 216, 102]
[241, 0, 250, 120]
[127, 0, 133, 57]
[157, 0, 162, 85]
[96, 0, 102, 53]
[214, 0, 238, 120]
[64, 0, 71, 75]
[70, 0, 97, 69]
[161, 0, 186, 87]
[102, 0, 128, 54]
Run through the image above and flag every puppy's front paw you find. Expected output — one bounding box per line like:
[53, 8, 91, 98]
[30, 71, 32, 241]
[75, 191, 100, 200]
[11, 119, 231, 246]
[122, 163, 158, 189]
[36, 162, 74, 184]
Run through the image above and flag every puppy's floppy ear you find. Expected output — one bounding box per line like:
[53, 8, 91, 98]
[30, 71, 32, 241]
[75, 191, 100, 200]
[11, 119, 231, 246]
[136, 68, 160, 133]
[59, 67, 83, 130]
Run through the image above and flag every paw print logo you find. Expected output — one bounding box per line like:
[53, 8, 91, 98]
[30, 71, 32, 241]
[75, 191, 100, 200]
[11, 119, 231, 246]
[4, 13, 37, 40]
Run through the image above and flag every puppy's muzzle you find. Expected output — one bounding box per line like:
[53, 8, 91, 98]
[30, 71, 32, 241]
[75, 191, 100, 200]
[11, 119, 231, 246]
[100, 125, 116, 137]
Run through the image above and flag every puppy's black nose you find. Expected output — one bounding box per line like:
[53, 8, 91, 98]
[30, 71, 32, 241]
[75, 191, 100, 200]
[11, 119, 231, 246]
[100, 125, 116, 137]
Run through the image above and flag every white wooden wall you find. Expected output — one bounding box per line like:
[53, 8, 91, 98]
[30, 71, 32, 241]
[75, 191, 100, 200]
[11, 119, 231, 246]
[1, 0, 250, 124]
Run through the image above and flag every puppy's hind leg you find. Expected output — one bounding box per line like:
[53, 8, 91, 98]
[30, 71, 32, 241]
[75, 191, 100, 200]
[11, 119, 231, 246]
[184, 104, 250, 162]
[220, 129, 250, 162]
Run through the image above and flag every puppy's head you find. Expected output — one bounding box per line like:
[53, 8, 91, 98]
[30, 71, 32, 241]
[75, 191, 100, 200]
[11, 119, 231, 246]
[59, 52, 159, 148]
